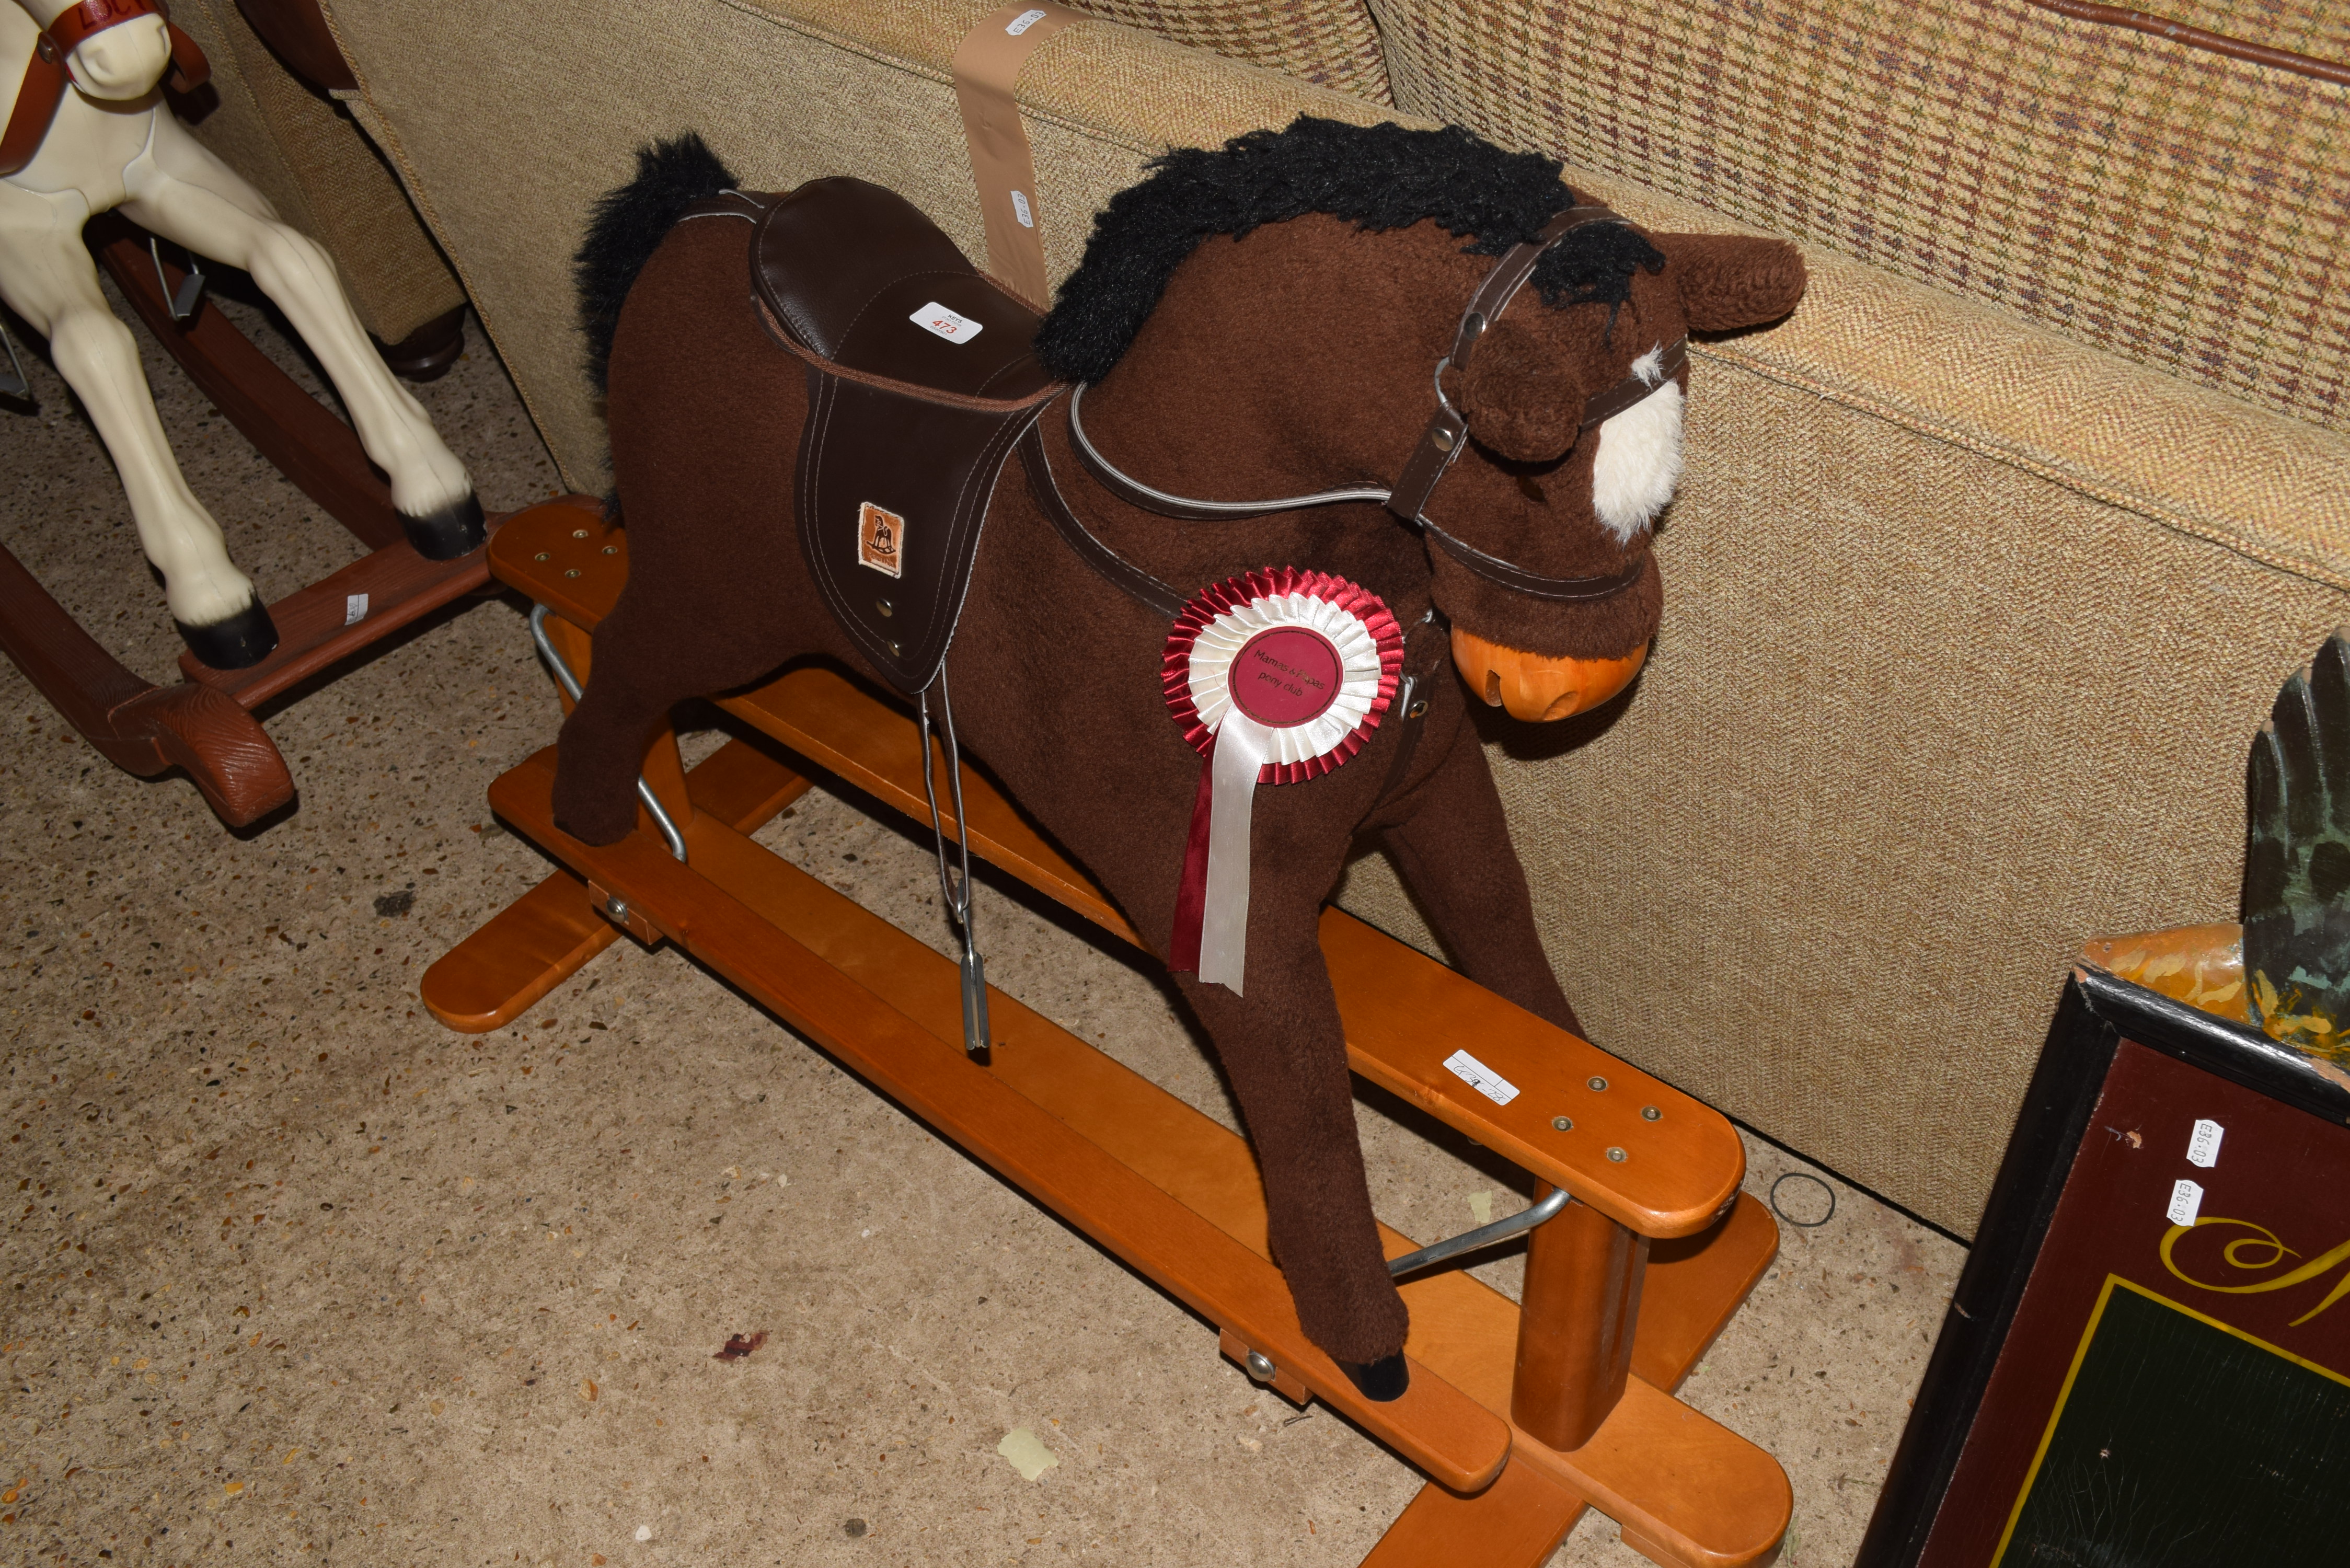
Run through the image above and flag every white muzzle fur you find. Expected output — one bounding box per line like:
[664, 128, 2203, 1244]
[1591, 344, 1685, 543]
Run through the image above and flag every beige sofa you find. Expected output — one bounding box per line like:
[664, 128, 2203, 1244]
[307, 0, 2350, 1237]
[171, 0, 464, 348]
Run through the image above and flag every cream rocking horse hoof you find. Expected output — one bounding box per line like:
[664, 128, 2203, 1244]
[1, 0, 483, 671]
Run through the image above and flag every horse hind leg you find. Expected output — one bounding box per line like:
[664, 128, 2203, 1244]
[0, 186, 275, 666]
[122, 118, 487, 561]
[548, 603, 715, 846]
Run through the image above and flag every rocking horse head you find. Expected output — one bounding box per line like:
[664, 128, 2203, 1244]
[1033, 118, 1806, 720]
[42, 3, 171, 99]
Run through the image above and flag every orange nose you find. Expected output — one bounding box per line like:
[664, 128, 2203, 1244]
[1449, 627, 1649, 722]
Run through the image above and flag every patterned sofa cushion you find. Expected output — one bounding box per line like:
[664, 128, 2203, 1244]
[1367, 0, 2348, 434]
[1074, 0, 1392, 100]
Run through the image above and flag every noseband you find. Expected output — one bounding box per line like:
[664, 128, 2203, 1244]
[1065, 204, 1686, 604]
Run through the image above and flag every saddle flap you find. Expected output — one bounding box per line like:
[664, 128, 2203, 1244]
[753, 178, 1054, 401]
[796, 371, 1053, 696]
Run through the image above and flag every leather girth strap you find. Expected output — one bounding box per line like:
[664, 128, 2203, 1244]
[1020, 422, 1184, 619]
[735, 177, 1065, 696]
[3, 1, 210, 178]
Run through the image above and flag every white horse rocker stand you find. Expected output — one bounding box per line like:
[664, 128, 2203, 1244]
[0, 0, 490, 823]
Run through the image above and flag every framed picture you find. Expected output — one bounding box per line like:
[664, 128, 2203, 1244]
[1859, 965, 2350, 1566]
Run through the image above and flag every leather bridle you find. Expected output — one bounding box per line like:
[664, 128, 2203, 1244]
[1064, 203, 1685, 604]
[2, 0, 210, 178]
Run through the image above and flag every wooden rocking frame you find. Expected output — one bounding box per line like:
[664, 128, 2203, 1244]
[425, 496, 1795, 1566]
[0, 214, 497, 828]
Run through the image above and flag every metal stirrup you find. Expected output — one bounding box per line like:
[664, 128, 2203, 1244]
[149, 236, 206, 324]
[0, 317, 29, 400]
[918, 668, 993, 1062]
[527, 604, 687, 863]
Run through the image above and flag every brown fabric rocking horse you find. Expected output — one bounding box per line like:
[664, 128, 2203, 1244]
[556, 119, 1805, 1397]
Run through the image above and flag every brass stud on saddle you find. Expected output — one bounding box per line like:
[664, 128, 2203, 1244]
[876, 597, 894, 618]
[1551, 1115, 1574, 1132]
[1588, 1076, 1609, 1091]
[1642, 1105, 1662, 1121]
[571, 528, 590, 539]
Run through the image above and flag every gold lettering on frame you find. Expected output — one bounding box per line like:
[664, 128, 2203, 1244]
[2160, 1217, 2350, 1327]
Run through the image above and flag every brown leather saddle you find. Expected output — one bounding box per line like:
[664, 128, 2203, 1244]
[694, 178, 1064, 696]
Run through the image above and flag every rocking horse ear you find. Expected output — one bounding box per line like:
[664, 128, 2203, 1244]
[1654, 233, 1807, 333]
[1458, 316, 1601, 464]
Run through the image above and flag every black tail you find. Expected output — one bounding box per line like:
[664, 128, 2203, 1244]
[575, 132, 739, 395]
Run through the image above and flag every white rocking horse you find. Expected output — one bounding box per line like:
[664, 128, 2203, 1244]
[0, 0, 481, 669]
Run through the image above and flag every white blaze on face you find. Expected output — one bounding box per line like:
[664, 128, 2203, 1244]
[1590, 344, 1685, 544]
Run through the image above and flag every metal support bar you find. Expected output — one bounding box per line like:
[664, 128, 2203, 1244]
[150, 237, 208, 323]
[0, 317, 29, 400]
[1387, 1184, 1571, 1280]
[527, 604, 687, 863]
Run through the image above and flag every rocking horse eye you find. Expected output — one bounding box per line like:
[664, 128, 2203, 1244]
[1515, 473, 1547, 504]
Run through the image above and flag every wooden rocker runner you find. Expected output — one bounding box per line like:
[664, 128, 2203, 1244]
[426, 495, 1792, 1566]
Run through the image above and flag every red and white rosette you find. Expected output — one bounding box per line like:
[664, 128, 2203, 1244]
[1164, 568, 1404, 994]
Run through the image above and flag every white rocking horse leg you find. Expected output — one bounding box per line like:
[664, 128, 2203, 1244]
[119, 115, 486, 560]
[0, 178, 278, 667]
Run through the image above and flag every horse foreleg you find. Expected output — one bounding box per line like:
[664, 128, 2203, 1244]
[0, 182, 276, 665]
[1177, 887, 1411, 1382]
[1378, 725, 1585, 1037]
[120, 117, 484, 559]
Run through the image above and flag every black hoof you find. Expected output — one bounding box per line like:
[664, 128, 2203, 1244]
[176, 597, 279, 671]
[1338, 1353, 1409, 1403]
[400, 490, 487, 561]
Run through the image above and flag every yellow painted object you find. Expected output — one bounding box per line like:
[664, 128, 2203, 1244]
[2078, 923, 2251, 1025]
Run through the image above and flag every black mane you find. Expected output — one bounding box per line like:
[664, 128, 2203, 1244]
[576, 132, 739, 395]
[1033, 117, 1665, 384]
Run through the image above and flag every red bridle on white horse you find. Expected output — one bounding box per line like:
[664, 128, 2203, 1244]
[1, 0, 207, 176]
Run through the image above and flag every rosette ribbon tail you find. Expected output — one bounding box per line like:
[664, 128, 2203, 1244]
[1191, 713, 1273, 995]
[1170, 760, 1214, 975]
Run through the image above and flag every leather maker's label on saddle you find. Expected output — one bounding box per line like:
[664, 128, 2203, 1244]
[911, 303, 984, 344]
[858, 502, 906, 578]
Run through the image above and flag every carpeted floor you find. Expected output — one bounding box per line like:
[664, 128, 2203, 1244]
[0, 278, 1964, 1566]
